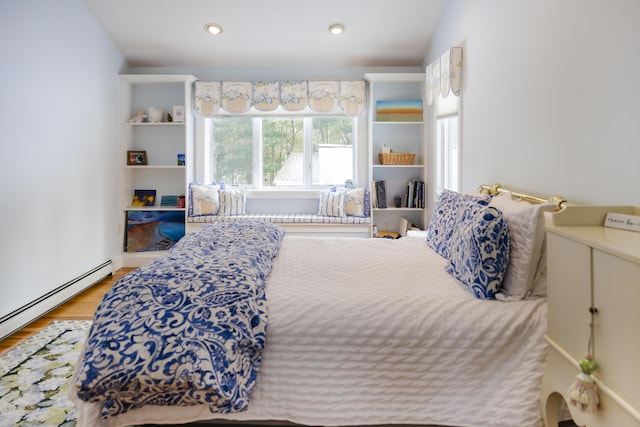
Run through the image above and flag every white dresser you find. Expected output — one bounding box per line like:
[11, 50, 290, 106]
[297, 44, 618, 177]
[540, 205, 640, 427]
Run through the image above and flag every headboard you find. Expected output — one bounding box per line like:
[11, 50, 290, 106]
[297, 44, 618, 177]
[478, 183, 567, 210]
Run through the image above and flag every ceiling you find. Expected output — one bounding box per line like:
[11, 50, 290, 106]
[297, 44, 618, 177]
[81, 0, 446, 69]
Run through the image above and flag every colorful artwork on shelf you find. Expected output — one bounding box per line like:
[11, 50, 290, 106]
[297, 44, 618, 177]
[177, 154, 185, 166]
[376, 100, 423, 122]
[132, 190, 156, 207]
[125, 211, 185, 252]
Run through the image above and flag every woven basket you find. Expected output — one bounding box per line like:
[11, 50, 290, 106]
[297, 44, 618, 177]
[379, 153, 415, 165]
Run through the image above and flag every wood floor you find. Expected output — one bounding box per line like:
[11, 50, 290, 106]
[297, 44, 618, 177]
[0, 268, 135, 355]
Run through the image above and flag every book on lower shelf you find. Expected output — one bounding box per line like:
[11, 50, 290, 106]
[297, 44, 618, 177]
[405, 179, 425, 208]
[374, 180, 387, 208]
[160, 195, 178, 207]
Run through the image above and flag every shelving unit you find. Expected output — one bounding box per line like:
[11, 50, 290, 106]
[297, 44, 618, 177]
[364, 73, 426, 235]
[119, 74, 195, 267]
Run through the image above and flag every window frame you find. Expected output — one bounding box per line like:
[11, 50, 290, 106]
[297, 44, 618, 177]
[435, 113, 460, 195]
[206, 115, 357, 190]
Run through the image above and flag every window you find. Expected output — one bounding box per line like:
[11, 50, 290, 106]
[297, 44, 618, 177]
[209, 116, 354, 188]
[435, 115, 460, 194]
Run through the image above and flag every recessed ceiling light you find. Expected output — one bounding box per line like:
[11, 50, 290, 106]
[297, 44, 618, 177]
[328, 23, 344, 35]
[204, 23, 223, 35]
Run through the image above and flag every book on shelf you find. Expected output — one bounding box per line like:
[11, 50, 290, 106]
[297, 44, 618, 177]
[405, 179, 425, 208]
[132, 189, 156, 207]
[374, 180, 387, 208]
[160, 195, 178, 207]
[371, 180, 377, 208]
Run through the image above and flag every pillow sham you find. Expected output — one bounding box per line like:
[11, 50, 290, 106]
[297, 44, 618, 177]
[489, 192, 556, 300]
[426, 190, 490, 259]
[318, 190, 346, 217]
[446, 204, 510, 300]
[219, 189, 246, 216]
[343, 187, 366, 217]
[190, 184, 222, 216]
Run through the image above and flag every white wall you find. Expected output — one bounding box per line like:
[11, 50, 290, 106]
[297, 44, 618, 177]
[426, 0, 640, 205]
[0, 0, 125, 319]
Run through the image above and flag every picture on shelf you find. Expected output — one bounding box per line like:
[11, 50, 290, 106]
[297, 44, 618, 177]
[125, 210, 185, 252]
[173, 106, 185, 122]
[132, 189, 156, 207]
[177, 153, 185, 166]
[127, 150, 147, 165]
[375, 100, 423, 122]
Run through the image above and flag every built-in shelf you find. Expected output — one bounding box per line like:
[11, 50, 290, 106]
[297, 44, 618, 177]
[365, 72, 427, 235]
[373, 121, 424, 125]
[124, 207, 186, 212]
[124, 165, 186, 169]
[126, 122, 185, 126]
[372, 165, 424, 168]
[372, 207, 424, 211]
[119, 74, 195, 267]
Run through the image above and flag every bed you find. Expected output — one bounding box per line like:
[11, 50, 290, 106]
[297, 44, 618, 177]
[70, 185, 562, 427]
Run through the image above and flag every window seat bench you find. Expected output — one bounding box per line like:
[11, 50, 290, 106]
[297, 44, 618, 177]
[187, 213, 371, 238]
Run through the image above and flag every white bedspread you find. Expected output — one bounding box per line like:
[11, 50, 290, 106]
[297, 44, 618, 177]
[73, 235, 548, 427]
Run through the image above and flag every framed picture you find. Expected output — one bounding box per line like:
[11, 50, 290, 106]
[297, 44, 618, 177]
[173, 105, 185, 123]
[127, 150, 147, 165]
[132, 189, 156, 207]
[125, 210, 185, 252]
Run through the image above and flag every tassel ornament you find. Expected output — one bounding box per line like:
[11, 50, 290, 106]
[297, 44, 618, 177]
[568, 354, 599, 413]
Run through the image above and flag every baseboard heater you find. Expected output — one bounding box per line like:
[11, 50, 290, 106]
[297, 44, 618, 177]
[0, 260, 113, 341]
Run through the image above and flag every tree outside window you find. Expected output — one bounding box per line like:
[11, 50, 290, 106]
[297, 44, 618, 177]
[211, 116, 354, 188]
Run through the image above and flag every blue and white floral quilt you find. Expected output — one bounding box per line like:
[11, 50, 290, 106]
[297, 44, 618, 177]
[73, 220, 285, 419]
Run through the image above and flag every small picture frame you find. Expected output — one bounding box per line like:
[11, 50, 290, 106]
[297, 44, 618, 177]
[127, 150, 147, 165]
[173, 106, 185, 123]
[132, 189, 156, 207]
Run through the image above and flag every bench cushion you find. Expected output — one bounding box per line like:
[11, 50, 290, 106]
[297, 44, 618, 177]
[188, 213, 371, 225]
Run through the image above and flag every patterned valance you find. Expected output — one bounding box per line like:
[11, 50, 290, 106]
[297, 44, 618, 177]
[195, 80, 366, 117]
[426, 47, 463, 106]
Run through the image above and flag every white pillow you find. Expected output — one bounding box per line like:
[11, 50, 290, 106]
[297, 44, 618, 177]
[190, 184, 221, 216]
[219, 189, 246, 216]
[343, 188, 366, 217]
[318, 190, 346, 217]
[490, 192, 555, 300]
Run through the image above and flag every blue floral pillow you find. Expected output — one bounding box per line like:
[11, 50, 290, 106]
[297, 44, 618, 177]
[445, 204, 510, 300]
[426, 190, 490, 259]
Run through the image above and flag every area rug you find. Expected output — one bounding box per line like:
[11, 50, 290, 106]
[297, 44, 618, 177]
[0, 320, 91, 427]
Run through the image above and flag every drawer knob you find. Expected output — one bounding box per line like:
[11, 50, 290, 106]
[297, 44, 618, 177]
[589, 307, 598, 314]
